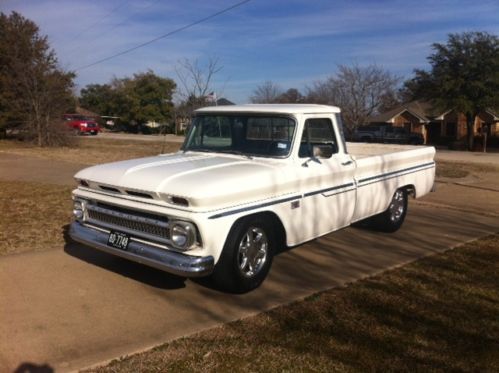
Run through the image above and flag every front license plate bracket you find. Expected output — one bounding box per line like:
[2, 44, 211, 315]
[107, 231, 130, 250]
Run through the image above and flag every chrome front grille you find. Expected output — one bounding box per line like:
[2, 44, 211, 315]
[85, 203, 170, 242]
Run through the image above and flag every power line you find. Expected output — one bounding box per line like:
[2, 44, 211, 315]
[75, 0, 252, 71]
[65, 0, 130, 46]
[98, 0, 162, 37]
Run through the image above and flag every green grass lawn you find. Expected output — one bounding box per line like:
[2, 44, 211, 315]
[87, 234, 499, 372]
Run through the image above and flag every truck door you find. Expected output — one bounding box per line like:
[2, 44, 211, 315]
[296, 117, 356, 241]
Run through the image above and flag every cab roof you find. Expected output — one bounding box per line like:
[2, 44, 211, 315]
[195, 104, 341, 115]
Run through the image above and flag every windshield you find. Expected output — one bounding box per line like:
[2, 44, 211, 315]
[183, 115, 296, 157]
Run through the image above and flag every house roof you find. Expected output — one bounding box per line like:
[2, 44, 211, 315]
[371, 100, 499, 124]
[485, 108, 499, 121]
[369, 101, 438, 124]
[216, 98, 235, 106]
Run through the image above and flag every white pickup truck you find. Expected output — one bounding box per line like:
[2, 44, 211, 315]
[70, 104, 436, 292]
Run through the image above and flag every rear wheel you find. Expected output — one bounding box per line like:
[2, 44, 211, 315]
[212, 217, 274, 293]
[371, 188, 408, 232]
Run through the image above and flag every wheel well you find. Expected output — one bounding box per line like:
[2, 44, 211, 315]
[401, 184, 416, 198]
[233, 211, 287, 249]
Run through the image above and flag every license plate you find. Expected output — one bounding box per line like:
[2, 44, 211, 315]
[107, 231, 130, 250]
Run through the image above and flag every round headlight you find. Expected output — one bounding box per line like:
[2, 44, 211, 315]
[73, 200, 84, 220]
[170, 221, 195, 250]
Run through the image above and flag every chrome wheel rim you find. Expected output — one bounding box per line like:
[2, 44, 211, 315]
[237, 227, 268, 278]
[389, 190, 405, 222]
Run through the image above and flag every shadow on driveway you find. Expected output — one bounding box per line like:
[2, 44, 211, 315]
[62, 224, 187, 291]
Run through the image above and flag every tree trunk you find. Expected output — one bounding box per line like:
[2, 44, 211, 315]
[466, 112, 475, 151]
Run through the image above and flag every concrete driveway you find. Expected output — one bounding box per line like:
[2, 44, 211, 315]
[0, 202, 497, 372]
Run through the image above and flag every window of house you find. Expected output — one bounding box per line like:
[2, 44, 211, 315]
[299, 118, 338, 158]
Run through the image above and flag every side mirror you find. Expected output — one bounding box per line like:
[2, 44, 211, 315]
[312, 144, 334, 158]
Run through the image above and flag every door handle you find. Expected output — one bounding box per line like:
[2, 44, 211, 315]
[341, 160, 353, 166]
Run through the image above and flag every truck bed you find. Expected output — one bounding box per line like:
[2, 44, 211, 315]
[346, 142, 424, 159]
[346, 142, 435, 222]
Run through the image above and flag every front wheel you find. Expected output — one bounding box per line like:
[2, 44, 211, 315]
[212, 217, 275, 293]
[370, 188, 408, 232]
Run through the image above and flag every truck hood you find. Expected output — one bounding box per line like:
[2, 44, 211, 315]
[75, 152, 294, 210]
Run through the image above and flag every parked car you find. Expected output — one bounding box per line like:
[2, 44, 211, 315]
[353, 125, 424, 145]
[69, 104, 435, 293]
[63, 114, 101, 135]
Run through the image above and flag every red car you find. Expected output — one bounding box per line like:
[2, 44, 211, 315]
[63, 114, 101, 135]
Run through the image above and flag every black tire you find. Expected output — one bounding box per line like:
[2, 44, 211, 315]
[212, 217, 275, 293]
[369, 188, 408, 232]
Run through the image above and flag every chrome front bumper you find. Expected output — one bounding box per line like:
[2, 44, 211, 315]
[69, 222, 214, 277]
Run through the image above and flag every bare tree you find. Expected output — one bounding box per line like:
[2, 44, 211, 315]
[276, 88, 304, 103]
[306, 64, 400, 134]
[175, 57, 223, 101]
[305, 80, 335, 104]
[250, 81, 283, 103]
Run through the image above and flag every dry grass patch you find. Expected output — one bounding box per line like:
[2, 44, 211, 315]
[436, 161, 499, 179]
[88, 234, 499, 372]
[0, 138, 181, 166]
[0, 181, 73, 256]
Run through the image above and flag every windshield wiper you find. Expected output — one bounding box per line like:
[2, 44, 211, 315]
[183, 147, 210, 154]
[219, 150, 253, 160]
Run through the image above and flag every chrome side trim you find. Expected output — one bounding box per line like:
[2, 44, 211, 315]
[208, 195, 300, 219]
[69, 222, 213, 277]
[357, 162, 435, 185]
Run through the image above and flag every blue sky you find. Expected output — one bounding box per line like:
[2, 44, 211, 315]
[2, 0, 498, 103]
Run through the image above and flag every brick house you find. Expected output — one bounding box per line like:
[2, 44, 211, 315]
[369, 101, 499, 144]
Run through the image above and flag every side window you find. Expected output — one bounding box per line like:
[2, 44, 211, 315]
[299, 118, 338, 158]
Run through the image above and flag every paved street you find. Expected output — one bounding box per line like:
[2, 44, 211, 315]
[88, 132, 185, 143]
[434, 148, 499, 165]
